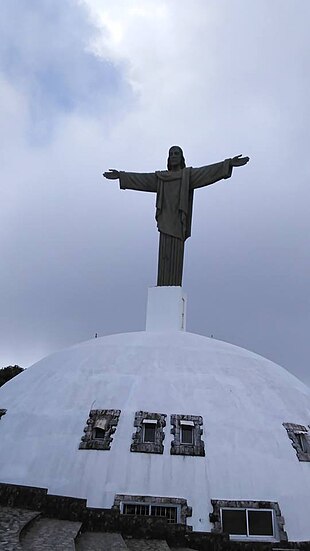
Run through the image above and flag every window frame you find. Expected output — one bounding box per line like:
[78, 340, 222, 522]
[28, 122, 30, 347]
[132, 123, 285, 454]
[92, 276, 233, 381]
[283, 422, 310, 461]
[79, 409, 121, 451]
[130, 411, 166, 454]
[121, 501, 179, 524]
[142, 419, 157, 443]
[180, 421, 194, 445]
[220, 507, 276, 541]
[114, 494, 192, 525]
[170, 414, 205, 456]
[210, 499, 287, 543]
[296, 431, 310, 454]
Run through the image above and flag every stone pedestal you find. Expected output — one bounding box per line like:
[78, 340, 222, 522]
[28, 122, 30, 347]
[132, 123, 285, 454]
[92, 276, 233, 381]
[145, 286, 187, 332]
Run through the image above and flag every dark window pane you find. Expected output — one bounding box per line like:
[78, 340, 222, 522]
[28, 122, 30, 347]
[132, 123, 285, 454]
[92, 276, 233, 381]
[222, 509, 247, 535]
[123, 503, 135, 515]
[181, 426, 193, 444]
[123, 503, 149, 516]
[136, 504, 149, 516]
[144, 424, 156, 443]
[150, 505, 177, 523]
[248, 510, 273, 536]
[94, 428, 105, 439]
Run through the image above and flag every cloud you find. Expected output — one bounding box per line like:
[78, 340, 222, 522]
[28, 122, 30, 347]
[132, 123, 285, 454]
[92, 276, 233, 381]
[0, 0, 132, 144]
[0, 0, 309, 387]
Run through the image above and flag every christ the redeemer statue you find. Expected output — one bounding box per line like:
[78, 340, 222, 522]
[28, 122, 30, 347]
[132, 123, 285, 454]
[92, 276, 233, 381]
[104, 146, 249, 286]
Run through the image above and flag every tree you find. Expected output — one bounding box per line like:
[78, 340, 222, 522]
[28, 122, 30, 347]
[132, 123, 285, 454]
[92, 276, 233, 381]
[0, 365, 24, 387]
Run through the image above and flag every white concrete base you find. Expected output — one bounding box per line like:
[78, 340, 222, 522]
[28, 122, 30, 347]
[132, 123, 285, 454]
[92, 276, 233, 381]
[145, 286, 187, 332]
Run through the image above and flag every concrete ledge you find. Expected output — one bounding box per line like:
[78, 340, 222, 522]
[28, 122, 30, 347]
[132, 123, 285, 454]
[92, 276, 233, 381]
[0, 483, 309, 550]
[146, 287, 187, 332]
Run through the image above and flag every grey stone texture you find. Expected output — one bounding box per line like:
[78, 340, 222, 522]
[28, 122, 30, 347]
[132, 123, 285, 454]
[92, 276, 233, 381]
[170, 414, 205, 457]
[1, 484, 310, 550]
[130, 411, 166, 454]
[0, 506, 39, 551]
[283, 423, 310, 462]
[76, 531, 128, 550]
[125, 539, 170, 550]
[79, 409, 121, 451]
[20, 516, 81, 550]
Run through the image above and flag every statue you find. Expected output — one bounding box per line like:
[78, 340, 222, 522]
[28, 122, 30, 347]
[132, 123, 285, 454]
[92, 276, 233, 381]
[103, 146, 249, 286]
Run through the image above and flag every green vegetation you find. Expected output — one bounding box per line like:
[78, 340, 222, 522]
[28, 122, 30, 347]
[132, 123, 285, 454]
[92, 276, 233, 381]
[0, 365, 24, 387]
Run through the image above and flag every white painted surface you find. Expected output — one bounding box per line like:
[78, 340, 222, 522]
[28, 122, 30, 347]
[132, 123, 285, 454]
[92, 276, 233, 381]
[0, 330, 309, 541]
[145, 286, 187, 331]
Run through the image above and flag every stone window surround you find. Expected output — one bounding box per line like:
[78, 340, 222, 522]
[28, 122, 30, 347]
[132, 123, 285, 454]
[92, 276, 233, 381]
[79, 409, 121, 451]
[210, 500, 287, 542]
[130, 411, 166, 454]
[113, 494, 192, 525]
[283, 422, 310, 462]
[0, 409, 7, 419]
[170, 414, 205, 456]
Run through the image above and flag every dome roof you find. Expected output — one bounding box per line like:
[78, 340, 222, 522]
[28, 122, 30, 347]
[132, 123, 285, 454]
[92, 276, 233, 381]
[0, 329, 309, 541]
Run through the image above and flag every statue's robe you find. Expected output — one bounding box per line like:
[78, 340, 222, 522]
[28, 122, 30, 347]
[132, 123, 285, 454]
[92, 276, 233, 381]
[119, 159, 232, 286]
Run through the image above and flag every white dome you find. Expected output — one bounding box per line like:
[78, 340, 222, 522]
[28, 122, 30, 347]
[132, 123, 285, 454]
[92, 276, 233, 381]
[0, 329, 310, 541]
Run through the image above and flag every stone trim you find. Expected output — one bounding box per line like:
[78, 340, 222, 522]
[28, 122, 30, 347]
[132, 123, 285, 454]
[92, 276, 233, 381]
[79, 409, 121, 450]
[130, 411, 166, 454]
[4, 482, 310, 547]
[283, 422, 310, 462]
[113, 494, 192, 525]
[170, 414, 205, 456]
[0, 409, 7, 419]
[210, 499, 287, 542]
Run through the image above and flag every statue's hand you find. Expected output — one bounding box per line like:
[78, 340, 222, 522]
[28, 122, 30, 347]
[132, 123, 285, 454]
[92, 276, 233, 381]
[230, 155, 249, 167]
[103, 169, 120, 180]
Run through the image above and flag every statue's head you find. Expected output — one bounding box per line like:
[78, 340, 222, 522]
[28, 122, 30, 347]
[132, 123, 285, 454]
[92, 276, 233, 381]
[167, 145, 186, 171]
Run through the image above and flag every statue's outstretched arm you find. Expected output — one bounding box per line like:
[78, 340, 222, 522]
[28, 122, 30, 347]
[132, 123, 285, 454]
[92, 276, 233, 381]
[230, 154, 249, 167]
[103, 169, 157, 192]
[103, 169, 120, 180]
[190, 155, 249, 190]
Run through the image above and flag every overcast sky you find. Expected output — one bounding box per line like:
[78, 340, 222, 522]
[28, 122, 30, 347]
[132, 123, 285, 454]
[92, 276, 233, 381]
[0, 0, 309, 385]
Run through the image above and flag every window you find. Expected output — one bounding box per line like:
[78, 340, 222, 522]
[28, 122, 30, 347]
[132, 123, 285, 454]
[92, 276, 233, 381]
[221, 508, 274, 539]
[0, 409, 6, 419]
[283, 422, 310, 461]
[296, 432, 310, 454]
[150, 505, 177, 524]
[114, 494, 192, 525]
[248, 510, 273, 536]
[180, 421, 194, 444]
[94, 427, 105, 440]
[143, 420, 157, 443]
[122, 503, 177, 523]
[93, 417, 108, 440]
[131, 411, 166, 454]
[222, 509, 247, 535]
[123, 503, 149, 516]
[79, 409, 121, 451]
[210, 500, 287, 543]
[170, 414, 205, 456]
